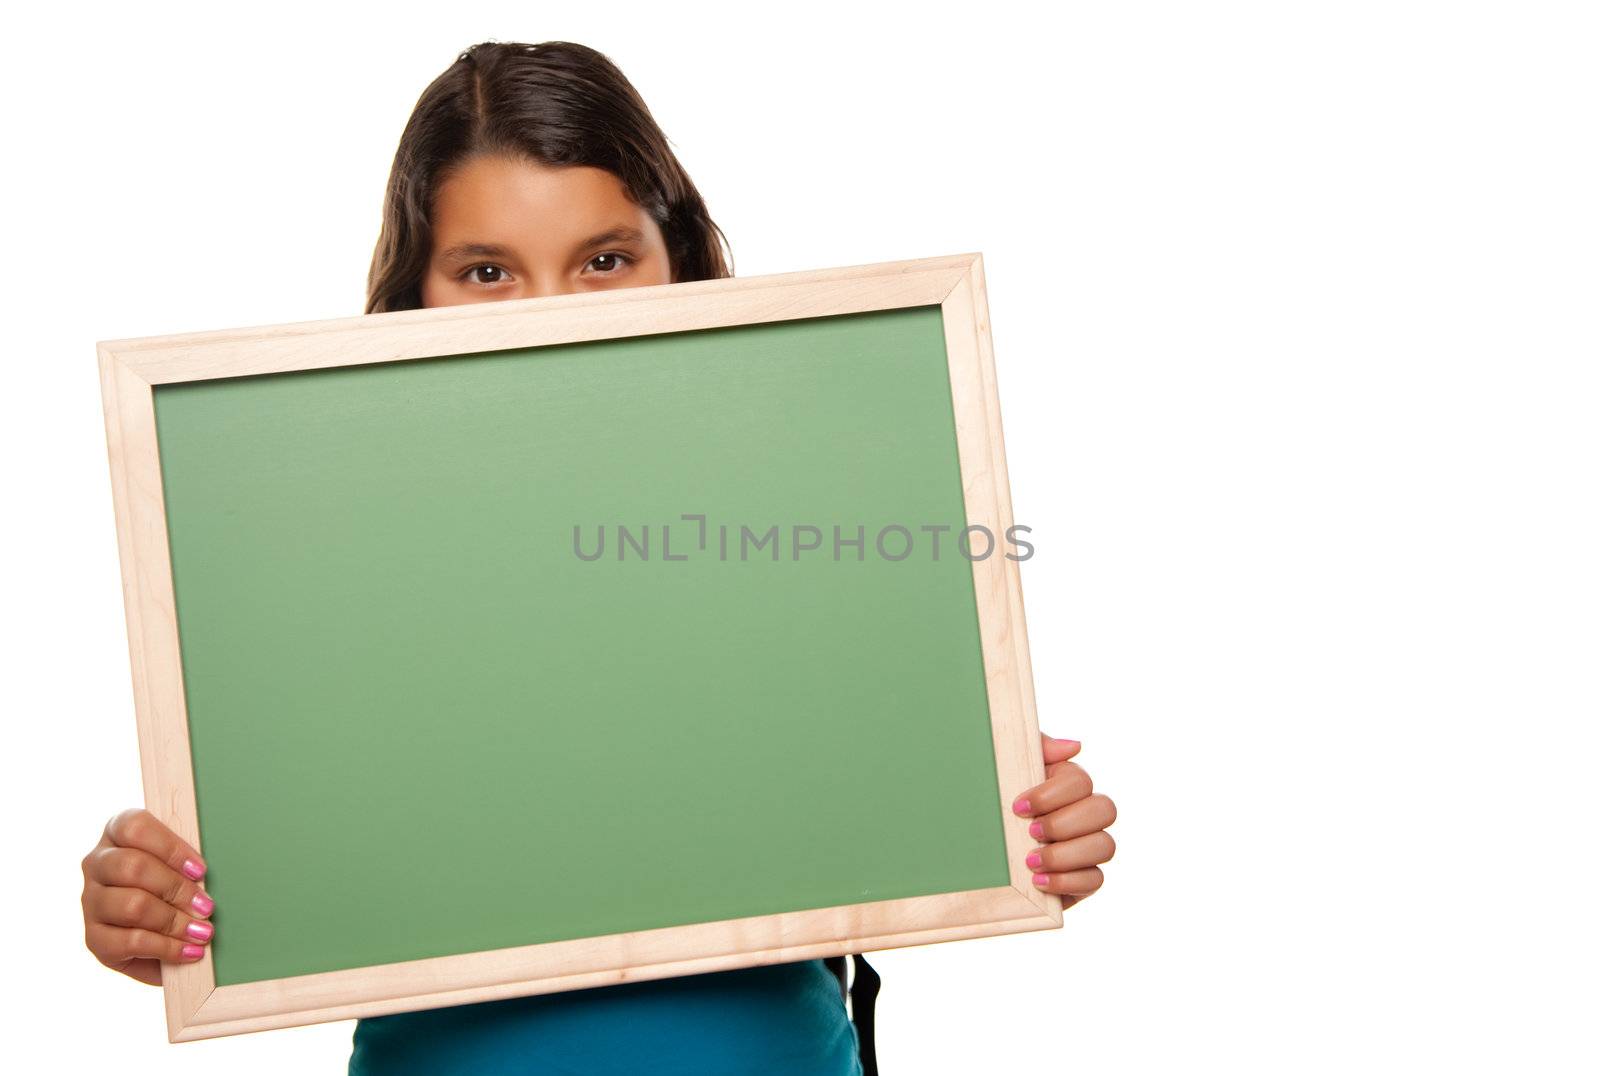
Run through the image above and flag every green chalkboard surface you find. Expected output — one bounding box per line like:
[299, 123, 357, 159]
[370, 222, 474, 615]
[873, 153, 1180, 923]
[153, 303, 1007, 986]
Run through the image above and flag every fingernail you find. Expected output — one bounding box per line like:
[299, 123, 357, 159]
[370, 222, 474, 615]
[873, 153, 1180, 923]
[1029, 821, 1044, 839]
[1026, 851, 1042, 869]
[1011, 797, 1031, 815]
[181, 944, 205, 961]
[1032, 873, 1050, 887]
[1054, 738, 1080, 748]
[191, 891, 214, 917]
[186, 921, 214, 942]
[181, 859, 206, 881]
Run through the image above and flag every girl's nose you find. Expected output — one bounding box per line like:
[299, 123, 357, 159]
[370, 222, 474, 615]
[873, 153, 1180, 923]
[523, 275, 578, 300]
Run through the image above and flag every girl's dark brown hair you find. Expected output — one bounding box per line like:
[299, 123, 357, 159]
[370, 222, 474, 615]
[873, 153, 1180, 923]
[365, 40, 733, 314]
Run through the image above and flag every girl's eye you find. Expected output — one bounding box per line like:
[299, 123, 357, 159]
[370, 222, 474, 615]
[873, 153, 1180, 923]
[587, 252, 633, 275]
[465, 264, 508, 285]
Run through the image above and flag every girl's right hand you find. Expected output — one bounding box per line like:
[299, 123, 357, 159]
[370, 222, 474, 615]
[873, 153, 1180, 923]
[80, 808, 216, 985]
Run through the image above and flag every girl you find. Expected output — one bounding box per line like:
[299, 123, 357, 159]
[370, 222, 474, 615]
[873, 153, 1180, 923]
[79, 40, 1118, 1075]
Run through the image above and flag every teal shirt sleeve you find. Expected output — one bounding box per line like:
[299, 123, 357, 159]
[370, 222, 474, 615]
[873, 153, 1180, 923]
[347, 958, 862, 1075]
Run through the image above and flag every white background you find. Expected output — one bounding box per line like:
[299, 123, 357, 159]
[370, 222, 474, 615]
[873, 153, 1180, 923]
[3, 2, 1596, 1072]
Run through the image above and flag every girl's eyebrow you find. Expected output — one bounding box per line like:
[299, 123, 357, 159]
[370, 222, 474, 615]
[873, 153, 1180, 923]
[573, 225, 645, 249]
[436, 242, 515, 263]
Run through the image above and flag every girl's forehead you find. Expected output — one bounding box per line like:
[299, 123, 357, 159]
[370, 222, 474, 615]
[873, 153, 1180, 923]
[431, 155, 653, 249]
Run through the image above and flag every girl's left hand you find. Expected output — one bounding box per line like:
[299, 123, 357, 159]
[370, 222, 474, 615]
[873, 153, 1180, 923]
[1011, 734, 1117, 907]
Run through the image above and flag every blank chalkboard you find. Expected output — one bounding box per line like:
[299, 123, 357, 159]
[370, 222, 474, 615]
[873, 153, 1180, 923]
[98, 254, 1058, 1041]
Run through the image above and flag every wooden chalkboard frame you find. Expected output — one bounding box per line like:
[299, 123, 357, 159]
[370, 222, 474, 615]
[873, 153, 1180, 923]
[96, 252, 1057, 1042]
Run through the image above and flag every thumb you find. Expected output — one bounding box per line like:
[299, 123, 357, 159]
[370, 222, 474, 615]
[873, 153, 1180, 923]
[1040, 732, 1081, 764]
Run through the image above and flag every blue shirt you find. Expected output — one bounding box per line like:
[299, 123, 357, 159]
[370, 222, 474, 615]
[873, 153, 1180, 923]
[347, 957, 862, 1075]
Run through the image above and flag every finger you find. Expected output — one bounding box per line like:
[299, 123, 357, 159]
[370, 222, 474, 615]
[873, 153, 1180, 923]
[1040, 734, 1081, 765]
[104, 808, 206, 882]
[1011, 761, 1093, 818]
[85, 922, 208, 971]
[1029, 866, 1105, 897]
[1025, 831, 1115, 874]
[1045, 757, 1081, 781]
[83, 845, 215, 920]
[84, 882, 216, 946]
[1028, 793, 1117, 842]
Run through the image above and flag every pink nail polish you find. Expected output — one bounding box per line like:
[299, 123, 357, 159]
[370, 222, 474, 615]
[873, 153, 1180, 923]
[1032, 873, 1050, 887]
[181, 944, 205, 961]
[191, 892, 214, 917]
[181, 859, 206, 881]
[186, 921, 214, 942]
[1029, 821, 1044, 839]
[1026, 851, 1042, 869]
[1012, 798, 1031, 815]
